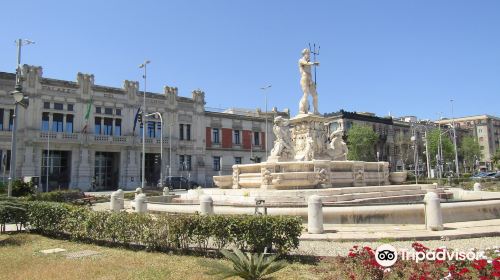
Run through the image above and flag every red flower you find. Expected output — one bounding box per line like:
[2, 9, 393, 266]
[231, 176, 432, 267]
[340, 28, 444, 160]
[492, 271, 500, 277]
[411, 242, 429, 252]
[472, 259, 488, 270]
[349, 273, 356, 280]
[479, 277, 490, 280]
[352, 245, 359, 250]
[363, 246, 372, 252]
[448, 264, 456, 272]
[493, 257, 500, 270]
[348, 252, 357, 258]
[458, 268, 469, 275]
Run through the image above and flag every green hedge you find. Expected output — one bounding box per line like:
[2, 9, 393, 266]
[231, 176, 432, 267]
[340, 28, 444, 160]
[27, 190, 83, 202]
[0, 199, 27, 233]
[23, 201, 302, 255]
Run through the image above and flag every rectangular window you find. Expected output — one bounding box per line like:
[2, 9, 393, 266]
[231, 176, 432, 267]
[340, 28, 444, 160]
[253, 131, 260, 145]
[95, 117, 102, 135]
[213, 156, 221, 171]
[179, 155, 185, 171]
[9, 110, 13, 131]
[179, 155, 192, 171]
[103, 118, 113, 136]
[235, 157, 242, 164]
[156, 122, 161, 139]
[0, 109, 4, 130]
[115, 119, 122, 136]
[54, 103, 63, 110]
[233, 130, 241, 144]
[147, 121, 155, 138]
[104, 108, 113, 115]
[43, 102, 50, 109]
[52, 113, 64, 132]
[96, 107, 101, 114]
[186, 124, 191, 140]
[66, 115, 74, 133]
[212, 128, 220, 144]
[179, 124, 184, 140]
[67, 104, 74, 111]
[186, 155, 192, 171]
[115, 108, 121, 116]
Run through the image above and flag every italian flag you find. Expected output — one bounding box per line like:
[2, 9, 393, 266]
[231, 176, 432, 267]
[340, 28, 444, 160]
[81, 98, 92, 133]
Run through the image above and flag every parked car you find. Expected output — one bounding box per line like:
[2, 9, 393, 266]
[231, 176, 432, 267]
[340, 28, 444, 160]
[164, 176, 197, 190]
[485, 172, 500, 179]
[472, 172, 497, 180]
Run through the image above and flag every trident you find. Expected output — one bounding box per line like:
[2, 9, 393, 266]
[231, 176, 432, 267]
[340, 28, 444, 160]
[308, 43, 320, 85]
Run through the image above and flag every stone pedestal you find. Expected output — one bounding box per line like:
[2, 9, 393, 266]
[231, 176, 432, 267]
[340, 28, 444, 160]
[289, 114, 330, 161]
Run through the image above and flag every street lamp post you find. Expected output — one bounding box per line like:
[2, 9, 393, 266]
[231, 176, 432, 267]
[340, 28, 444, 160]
[450, 99, 460, 177]
[145, 112, 163, 187]
[8, 39, 34, 197]
[139, 60, 150, 189]
[169, 121, 172, 177]
[260, 85, 271, 160]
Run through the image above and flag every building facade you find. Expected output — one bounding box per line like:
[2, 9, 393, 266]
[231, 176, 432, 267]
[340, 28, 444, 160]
[436, 115, 500, 169]
[0, 65, 284, 191]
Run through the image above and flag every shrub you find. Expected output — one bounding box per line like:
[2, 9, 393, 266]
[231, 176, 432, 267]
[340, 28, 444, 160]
[19, 201, 302, 255]
[27, 190, 83, 202]
[202, 248, 288, 280]
[0, 199, 27, 233]
[12, 179, 35, 197]
[0, 182, 6, 195]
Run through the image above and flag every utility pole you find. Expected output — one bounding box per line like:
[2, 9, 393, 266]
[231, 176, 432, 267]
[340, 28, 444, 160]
[450, 99, 460, 177]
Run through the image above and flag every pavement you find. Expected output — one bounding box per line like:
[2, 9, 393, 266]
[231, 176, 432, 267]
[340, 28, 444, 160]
[300, 218, 500, 241]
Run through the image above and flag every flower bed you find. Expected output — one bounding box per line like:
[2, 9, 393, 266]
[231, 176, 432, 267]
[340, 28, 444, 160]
[312, 242, 500, 279]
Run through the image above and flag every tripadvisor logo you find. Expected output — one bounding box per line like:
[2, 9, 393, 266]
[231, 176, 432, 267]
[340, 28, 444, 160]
[375, 244, 398, 267]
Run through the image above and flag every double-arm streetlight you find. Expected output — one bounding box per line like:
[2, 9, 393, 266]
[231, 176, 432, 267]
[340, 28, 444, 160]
[139, 60, 150, 189]
[8, 39, 34, 197]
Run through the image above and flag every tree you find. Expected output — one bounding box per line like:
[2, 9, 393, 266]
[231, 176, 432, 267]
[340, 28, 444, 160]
[459, 136, 481, 172]
[394, 130, 412, 170]
[426, 129, 455, 166]
[346, 124, 378, 162]
[493, 148, 500, 170]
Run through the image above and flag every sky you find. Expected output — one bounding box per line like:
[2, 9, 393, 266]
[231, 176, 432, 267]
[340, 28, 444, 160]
[1, 0, 499, 120]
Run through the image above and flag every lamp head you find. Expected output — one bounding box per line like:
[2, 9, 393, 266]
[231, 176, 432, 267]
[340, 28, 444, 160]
[11, 89, 24, 103]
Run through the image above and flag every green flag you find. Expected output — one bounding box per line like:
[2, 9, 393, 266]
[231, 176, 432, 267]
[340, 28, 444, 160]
[81, 98, 92, 133]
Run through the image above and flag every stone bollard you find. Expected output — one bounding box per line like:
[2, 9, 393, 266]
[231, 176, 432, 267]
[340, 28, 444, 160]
[135, 187, 143, 199]
[134, 193, 147, 213]
[424, 192, 444, 231]
[116, 189, 124, 209]
[110, 191, 122, 212]
[199, 195, 214, 215]
[307, 195, 324, 234]
[473, 182, 482, 191]
[163, 187, 170, 196]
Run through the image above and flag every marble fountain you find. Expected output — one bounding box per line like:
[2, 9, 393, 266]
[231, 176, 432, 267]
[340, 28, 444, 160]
[144, 48, 500, 226]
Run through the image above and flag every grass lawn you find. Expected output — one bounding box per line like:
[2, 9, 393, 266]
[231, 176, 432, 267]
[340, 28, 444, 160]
[0, 234, 319, 280]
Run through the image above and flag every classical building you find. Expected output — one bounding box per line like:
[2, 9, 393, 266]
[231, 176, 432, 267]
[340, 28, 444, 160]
[436, 115, 500, 169]
[0, 65, 286, 191]
[324, 110, 440, 172]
